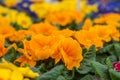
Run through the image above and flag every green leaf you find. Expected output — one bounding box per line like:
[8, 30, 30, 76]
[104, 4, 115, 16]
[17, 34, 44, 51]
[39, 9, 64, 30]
[76, 22, 84, 30]
[76, 45, 96, 74]
[105, 57, 113, 69]
[57, 76, 66, 80]
[68, 21, 77, 30]
[25, 35, 32, 41]
[91, 61, 108, 80]
[3, 47, 16, 62]
[97, 44, 113, 54]
[96, 54, 108, 64]
[30, 67, 41, 74]
[36, 65, 64, 80]
[80, 75, 94, 80]
[108, 55, 117, 63]
[113, 43, 120, 60]
[2, 47, 23, 63]
[109, 69, 120, 80]
[4, 39, 11, 47]
[11, 23, 23, 30]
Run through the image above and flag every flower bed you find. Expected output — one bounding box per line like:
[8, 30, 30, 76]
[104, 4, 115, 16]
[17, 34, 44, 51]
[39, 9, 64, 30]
[0, 0, 120, 80]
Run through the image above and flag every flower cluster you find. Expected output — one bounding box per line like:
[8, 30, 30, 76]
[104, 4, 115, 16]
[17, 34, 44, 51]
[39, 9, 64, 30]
[0, 59, 39, 80]
[0, 0, 120, 80]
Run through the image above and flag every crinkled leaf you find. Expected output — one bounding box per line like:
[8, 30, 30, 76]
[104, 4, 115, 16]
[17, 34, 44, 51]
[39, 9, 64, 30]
[97, 44, 114, 54]
[11, 23, 23, 30]
[30, 67, 41, 74]
[57, 76, 66, 80]
[113, 43, 120, 60]
[96, 54, 108, 64]
[105, 57, 113, 69]
[108, 55, 117, 63]
[109, 69, 120, 80]
[76, 45, 96, 74]
[91, 61, 109, 80]
[36, 65, 64, 80]
[80, 75, 94, 80]
[3, 47, 16, 62]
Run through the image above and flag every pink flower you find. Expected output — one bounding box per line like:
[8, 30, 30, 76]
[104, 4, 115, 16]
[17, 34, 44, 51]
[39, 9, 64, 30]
[113, 62, 120, 71]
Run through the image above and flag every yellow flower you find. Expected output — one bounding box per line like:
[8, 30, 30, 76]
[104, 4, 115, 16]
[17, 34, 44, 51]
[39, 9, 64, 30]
[30, 3, 52, 18]
[52, 35, 83, 70]
[3, 0, 21, 7]
[5, 9, 18, 23]
[0, 59, 39, 80]
[31, 0, 44, 3]
[0, 6, 9, 14]
[16, 12, 32, 29]
[80, 0, 98, 14]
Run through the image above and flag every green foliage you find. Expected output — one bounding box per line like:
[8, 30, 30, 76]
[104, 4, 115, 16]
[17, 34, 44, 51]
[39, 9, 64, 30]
[68, 21, 84, 30]
[3, 47, 22, 62]
[36, 65, 65, 80]
[80, 75, 94, 80]
[57, 76, 66, 80]
[11, 23, 23, 30]
[76, 45, 96, 74]
[91, 61, 108, 80]
[113, 43, 120, 60]
[105, 57, 113, 69]
[109, 69, 120, 80]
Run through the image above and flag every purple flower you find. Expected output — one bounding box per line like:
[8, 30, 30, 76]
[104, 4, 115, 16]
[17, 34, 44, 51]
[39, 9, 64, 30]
[113, 62, 120, 71]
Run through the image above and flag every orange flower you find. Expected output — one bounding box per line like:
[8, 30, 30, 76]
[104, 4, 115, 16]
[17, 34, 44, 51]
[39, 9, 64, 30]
[0, 15, 15, 38]
[18, 34, 58, 62]
[104, 13, 120, 22]
[45, 11, 73, 26]
[45, 10, 85, 26]
[108, 26, 120, 41]
[0, 35, 9, 57]
[94, 13, 120, 27]
[18, 34, 83, 69]
[93, 16, 106, 24]
[0, 26, 16, 38]
[90, 25, 111, 42]
[70, 11, 85, 23]
[29, 22, 58, 35]
[106, 20, 120, 27]
[51, 28, 75, 37]
[8, 30, 34, 42]
[0, 15, 10, 27]
[82, 18, 92, 30]
[74, 30, 103, 49]
[52, 35, 83, 70]
[15, 56, 36, 67]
